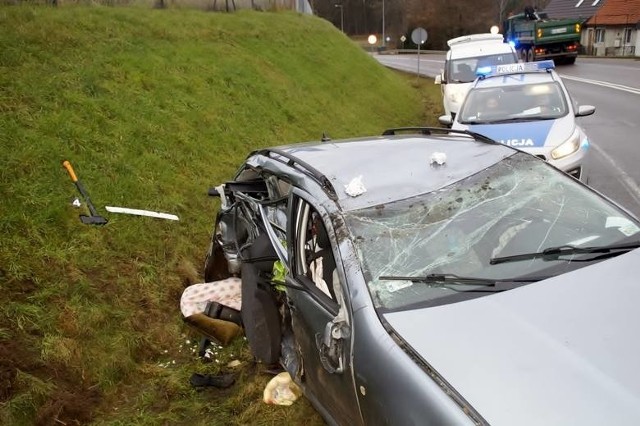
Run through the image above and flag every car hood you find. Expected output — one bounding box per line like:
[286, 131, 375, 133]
[458, 114, 574, 149]
[383, 248, 640, 425]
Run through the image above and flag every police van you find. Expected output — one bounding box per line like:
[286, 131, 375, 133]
[440, 60, 595, 182]
[435, 33, 518, 121]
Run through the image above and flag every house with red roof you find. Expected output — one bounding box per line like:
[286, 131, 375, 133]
[584, 0, 640, 56]
[541, 0, 604, 51]
[542, 0, 605, 21]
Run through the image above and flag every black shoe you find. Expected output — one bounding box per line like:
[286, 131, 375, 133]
[189, 372, 236, 389]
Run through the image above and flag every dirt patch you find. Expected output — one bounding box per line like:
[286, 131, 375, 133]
[0, 333, 102, 425]
[35, 384, 101, 426]
[0, 337, 40, 402]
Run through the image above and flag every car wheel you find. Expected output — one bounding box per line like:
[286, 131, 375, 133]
[527, 49, 534, 62]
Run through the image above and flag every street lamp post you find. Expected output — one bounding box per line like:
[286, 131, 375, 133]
[382, 0, 385, 47]
[335, 4, 344, 33]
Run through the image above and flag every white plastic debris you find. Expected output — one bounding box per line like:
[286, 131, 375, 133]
[263, 372, 302, 406]
[72, 198, 81, 207]
[105, 206, 179, 221]
[430, 152, 447, 166]
[345, 175, 366, 197]
[216, 184, 229, 209]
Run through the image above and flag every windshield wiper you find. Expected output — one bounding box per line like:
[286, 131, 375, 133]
[489, 241, 640, 265]
[378, 273, 539, 286]
[482, 117, 543, 124]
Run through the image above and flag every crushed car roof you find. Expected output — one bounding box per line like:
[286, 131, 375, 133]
[251, 133, 517, 211]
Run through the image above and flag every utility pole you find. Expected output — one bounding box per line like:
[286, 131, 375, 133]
[382, 0, 386, 47]
[335, 3, 344, 33]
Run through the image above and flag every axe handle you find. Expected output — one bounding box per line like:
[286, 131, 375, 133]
[62, 160, 99, 217]
[62, 160, 78, 182]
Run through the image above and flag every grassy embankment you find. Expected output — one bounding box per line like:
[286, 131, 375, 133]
[0, 5, 441, 424]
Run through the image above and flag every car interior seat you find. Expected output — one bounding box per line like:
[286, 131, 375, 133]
[307, 218, 338, 301]
[240, 232, 282, 365]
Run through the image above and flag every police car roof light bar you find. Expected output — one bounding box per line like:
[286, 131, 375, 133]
[477, 60, 555, 79]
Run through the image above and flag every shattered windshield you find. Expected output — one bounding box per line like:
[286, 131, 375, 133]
[458, 82, 568, 124]
[344, 153, 640, 311]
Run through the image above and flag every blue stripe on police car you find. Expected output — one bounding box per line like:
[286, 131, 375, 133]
[467, 120, 555, 147]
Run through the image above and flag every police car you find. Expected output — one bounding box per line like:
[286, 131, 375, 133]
[439, 60, 595, 181]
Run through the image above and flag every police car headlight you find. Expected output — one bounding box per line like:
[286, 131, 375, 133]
[551, 130, 580, 160]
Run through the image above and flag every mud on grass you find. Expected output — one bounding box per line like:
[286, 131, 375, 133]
[0, 333, 101, 426]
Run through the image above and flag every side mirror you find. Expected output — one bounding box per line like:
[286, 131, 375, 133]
[434, 74, 442, 84]
[438, 115, 453, 126]
[575, 105, 596, 117]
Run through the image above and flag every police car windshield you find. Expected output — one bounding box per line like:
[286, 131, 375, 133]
[345, 153, 640, 311]
[458, 82, 568, 124]
[447, 53, 517, 83]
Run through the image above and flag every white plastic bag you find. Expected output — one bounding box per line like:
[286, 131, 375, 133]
[263, 372, 302, 406]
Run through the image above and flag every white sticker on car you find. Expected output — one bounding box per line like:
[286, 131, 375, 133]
[386, 280, 412, 293]
[606, 216, 640, 237]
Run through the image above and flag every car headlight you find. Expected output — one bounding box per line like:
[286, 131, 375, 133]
[551, 130, 580, 160]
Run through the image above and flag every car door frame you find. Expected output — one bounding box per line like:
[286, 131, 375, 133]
[283, 189, 363, 426]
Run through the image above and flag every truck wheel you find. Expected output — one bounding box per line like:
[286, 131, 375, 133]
[565, 57, 576, 65]
[519, 48, 527, 62]
[527, 49, 534, 62]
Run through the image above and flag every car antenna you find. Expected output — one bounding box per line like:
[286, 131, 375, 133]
[321, 132, 331, 142]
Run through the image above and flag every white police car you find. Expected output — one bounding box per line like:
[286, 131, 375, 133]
[439, 61, 594, 182]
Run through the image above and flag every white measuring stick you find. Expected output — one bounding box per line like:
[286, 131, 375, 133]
[105, 206, 179, 221]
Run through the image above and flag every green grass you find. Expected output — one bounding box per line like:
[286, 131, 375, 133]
[0, 4, 442, 424]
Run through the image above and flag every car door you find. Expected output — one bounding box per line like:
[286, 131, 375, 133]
[284, 193, 362, 425]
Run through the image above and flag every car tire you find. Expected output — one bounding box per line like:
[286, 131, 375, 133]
[527, 49, 534, 62]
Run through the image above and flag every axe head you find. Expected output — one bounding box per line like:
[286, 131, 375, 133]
[80, 214, 108, 226]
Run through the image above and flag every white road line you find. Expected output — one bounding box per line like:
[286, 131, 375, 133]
[590, 143, 640, 207]
[558, 75, 640, 95]
[573, 62, 640, 72]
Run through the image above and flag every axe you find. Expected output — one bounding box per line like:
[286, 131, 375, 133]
[62, 160, 108, 226]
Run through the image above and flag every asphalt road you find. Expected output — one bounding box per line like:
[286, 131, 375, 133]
[375, 53, 640, 218]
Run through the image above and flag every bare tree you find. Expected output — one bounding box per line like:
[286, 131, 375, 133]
[314, 0, 552, 46]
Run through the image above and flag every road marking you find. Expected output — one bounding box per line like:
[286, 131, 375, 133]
[559, 75, 640, 95]
[590, 143, 640, 207]
[574, 62, 640, 72]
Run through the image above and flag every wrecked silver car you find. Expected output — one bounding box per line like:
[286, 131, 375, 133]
[203, 127, 640, 425]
